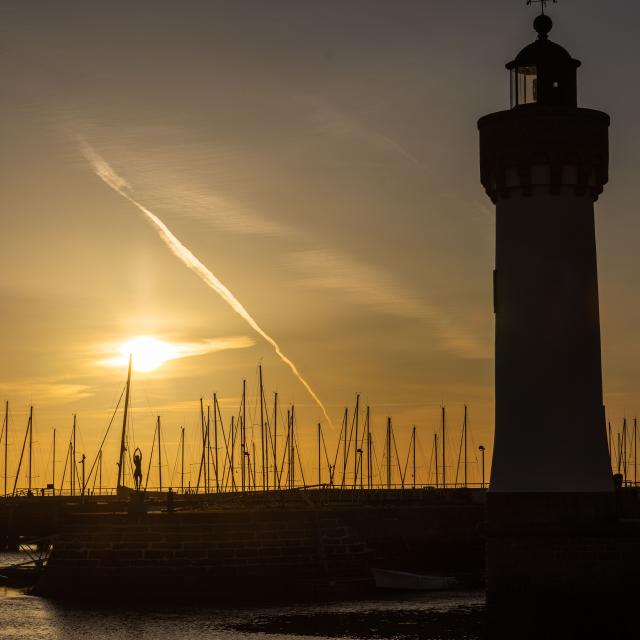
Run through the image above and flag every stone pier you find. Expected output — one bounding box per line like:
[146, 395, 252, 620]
[35, 490, 485, 602]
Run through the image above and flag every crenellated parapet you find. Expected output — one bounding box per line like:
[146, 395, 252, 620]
[478, 106, 609, 202]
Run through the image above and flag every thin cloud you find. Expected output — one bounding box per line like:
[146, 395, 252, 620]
[291, 249, 491, 360]
[300, 95, 431, 174]
[291, 249, 427, 318]
[0, 380, 93, 403]
[73, 127, 295, 238]
[134, 175, 296, 238]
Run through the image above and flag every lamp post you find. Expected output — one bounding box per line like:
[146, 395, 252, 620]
[479, 445, 486, 489]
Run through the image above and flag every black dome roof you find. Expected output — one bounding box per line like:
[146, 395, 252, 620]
[507, 16, 581, 70]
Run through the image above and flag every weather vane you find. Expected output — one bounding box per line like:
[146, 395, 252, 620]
[527, 0, 557, 15]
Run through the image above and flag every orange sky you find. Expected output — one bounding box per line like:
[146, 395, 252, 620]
[0, 1, 638, 490]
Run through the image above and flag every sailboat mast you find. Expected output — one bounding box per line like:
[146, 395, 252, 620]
[367, 429, 372, 489]
[464, 405, 468, 488]
[259, 365, 265, 491]
[157, 415, 162, 492]
[342, 408, 348, 487]
[273, 393, 278, 490]
[197, 398, 205, 493]
[3, 401, 7, 497]
[68, 442, 72, 495]
[28, 406, 33, 494]
[386, 417, 392, 489]
[434, 433, 439, 488]
[354, 395, 359, 488]
[441, 406, 446, 489]
[623, 418, 628, 480]
[181, 426, 185, 494]
[291, 405, 296, 489]
[116, 354, 133, 492]
[365, 406, 370, 489]
[230, 415, 236, 491]
[318, 423, 322, 487]
[214, 395, 219, 493]
[412, 425, 416, 489]
[242, 379, 246, 492]
[52, 427, 56, 496]
[286, 409, 290, 488]
[206, 405, 211, 493]
[633, 417, 638, 486]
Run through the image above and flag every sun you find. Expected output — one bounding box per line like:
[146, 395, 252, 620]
[119, 336, 178, 372]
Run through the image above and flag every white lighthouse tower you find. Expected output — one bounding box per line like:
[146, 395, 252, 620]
[478, 11, 613, 493]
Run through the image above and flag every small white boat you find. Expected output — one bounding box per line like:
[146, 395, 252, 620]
[372, 568, 458, 591]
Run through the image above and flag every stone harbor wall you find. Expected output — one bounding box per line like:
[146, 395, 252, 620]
[35, 491, 485, 602]
[486, 492, 640, 638]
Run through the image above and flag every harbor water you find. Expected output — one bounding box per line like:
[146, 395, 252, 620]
[0, 552, 484, 640]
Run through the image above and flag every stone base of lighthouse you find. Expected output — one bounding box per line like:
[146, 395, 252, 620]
[486, 491, 640, 638]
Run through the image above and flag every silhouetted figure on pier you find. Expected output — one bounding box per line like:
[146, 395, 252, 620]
[133, 448, 143, 492]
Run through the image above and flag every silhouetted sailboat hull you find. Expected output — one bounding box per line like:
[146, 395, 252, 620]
[372, 568, 458, 591]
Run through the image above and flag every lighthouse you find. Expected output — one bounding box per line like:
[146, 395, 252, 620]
[478, 12, 613, 493]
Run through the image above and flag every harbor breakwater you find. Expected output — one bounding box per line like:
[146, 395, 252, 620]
[34, 489, 485, 601]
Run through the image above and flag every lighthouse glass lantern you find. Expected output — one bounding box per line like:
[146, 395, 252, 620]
[508, 14, 579, 108]
[512, 65, 538, 106]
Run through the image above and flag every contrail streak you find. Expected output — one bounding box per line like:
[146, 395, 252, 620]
[81, 142, 332, 426]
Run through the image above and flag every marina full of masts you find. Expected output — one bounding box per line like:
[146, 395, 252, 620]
[0, 361, 630, 497]
[0, 361, 635, 498]
[0, 362, 491, 497]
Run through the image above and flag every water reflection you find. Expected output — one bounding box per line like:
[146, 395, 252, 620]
[0, 587, 484, 640]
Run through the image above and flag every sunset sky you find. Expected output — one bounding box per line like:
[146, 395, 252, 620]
[1, 1, 639, 490]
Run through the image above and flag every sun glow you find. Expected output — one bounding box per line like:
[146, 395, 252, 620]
[97, 335, 256, 373]
[119, 336, 177, 372]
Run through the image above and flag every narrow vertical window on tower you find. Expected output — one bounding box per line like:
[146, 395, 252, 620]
[515, 65, 538, 106]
